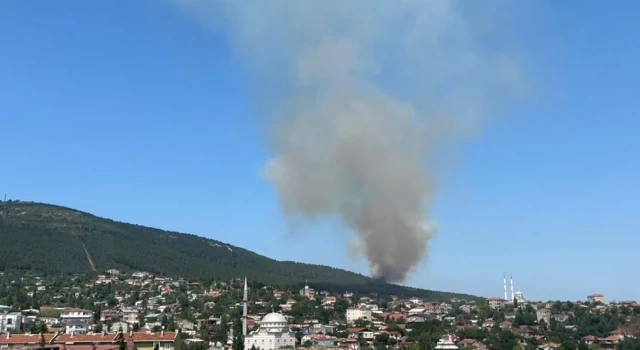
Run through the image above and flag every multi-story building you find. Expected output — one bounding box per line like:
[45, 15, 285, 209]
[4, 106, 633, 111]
[587, 294, 605, 304]
[536, 308, 551, 324]
[0, 313, 23, 333]
[299, 283, 316, 299]
[487, 297, 507, 310]
[60, 308, 93, 334]
[346, 307, 372, 324]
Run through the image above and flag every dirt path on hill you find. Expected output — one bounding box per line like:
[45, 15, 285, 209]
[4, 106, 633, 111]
[79, 240, 96, 271]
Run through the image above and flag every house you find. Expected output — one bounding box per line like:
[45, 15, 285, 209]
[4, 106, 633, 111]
[346, 307, 372, 324]
[0, 312, 23, 333]
[60, 308, 93, 334]
[408, 307, 427, 315]
[500, 321, 513, 330]
[54, 333, 122, 345]
[301, 334, 336, 347]
[536, 308, 551, 324]
[299, 283, 316, 299]
[587, 294, 605, 304]
[581, 335, 597, 345]
[608, 328, 627, 341]
[424, 301, 441, 313]
[346, 328, 365, 339]
[459, 305, 472, 314]
[197, 317, 221, 334]
[552, 314, 568, 323]
[406, 314, 431, 323]
[0, 333, 57, 349]
[538, 342, 561, 350]
[457, 339, 484, 348]
[409, 297, 423, 305]
[125, 331, 177, 350]
[322, 296, 337, 305]
[110, 321, 129, 333]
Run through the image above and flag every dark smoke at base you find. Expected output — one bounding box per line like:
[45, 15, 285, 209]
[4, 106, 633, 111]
[172, 0, 526, 282]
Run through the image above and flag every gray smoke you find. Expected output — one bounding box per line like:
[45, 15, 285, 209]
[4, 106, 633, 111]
[172, 0, 525, 282]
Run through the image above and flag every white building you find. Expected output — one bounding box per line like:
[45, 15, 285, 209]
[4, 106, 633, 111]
[409, 297, 423, 305]
[243, 313, 296, 350]
[346, 307, 372, 324]
[514, 291, 526, 304]
[434, 335, 459, 350]
[587, 294, 605, 304]
[0, 313, 23, 333]
[60, 308, 93, 334]
[299, 282, 315, 299]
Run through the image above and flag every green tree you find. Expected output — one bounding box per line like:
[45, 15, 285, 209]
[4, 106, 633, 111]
[232, 320, 244, 350]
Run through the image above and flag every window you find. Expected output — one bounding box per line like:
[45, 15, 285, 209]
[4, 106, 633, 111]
[163, 343, 170, 350]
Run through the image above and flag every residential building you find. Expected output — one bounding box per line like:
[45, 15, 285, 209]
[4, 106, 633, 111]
[0, 333, 57, 349]
[60, 308, 93, 334]
[434, 335, 459, 350]
[536, 308, 551, 324]
[125, 331, 176, 350]
[487, 297, 507, 310]
[409, 297, 423, 305]
[587, 294, 605, 304]
[346, 307, 372, 324]
[0, 313, 23, 333]
[299, 283, 316, 299]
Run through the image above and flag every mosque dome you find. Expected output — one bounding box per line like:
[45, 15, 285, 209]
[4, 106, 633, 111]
[261, 312, 287, 324]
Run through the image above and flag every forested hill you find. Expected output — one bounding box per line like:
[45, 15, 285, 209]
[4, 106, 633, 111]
[0, 201, 477, 300]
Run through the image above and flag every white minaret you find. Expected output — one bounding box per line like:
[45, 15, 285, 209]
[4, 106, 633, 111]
[503, 274, 508, 301]
[243, 277, 248, 336]
[510, 275, 515, 302]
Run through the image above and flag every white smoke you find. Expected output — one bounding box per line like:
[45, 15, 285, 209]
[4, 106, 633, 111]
[172, 0, 525, 282]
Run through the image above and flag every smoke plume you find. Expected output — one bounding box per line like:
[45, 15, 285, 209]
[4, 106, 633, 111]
[173, 0, 524, 282]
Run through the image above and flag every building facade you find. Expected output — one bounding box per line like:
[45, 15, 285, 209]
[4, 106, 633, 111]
[299, 283, 315, 299]
[346, 307, 372, 324]
[487, 297, 507, 310]
[587, 294, 605, 304]
[0, 313, 23, 333]
[60, 308, 93, 334]
[243, 313, 296, 350]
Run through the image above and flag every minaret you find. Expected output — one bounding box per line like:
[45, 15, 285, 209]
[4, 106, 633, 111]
[503, 274, 508, 301]
[243, 277, 248, 336]
[510, 275, 515, 302]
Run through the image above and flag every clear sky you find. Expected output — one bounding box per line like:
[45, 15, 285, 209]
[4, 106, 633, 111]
[2, 1, 639, 302]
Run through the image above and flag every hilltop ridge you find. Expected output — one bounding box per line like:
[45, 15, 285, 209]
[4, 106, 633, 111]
[0, 200, 477, 300]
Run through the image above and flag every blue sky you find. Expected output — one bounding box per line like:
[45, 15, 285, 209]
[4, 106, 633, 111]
[2, 1, 639, 302]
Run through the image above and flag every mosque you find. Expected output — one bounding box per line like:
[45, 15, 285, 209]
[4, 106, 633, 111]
[241, 278, 296, 350]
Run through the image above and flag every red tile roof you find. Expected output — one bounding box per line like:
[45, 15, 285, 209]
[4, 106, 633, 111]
[0, 334, 57, 344]
[346, 328, 365, 333]
[54, 333, 120, 344]
[125, 332, 176, 342]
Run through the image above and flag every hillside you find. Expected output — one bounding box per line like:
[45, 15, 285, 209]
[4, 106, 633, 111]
[0, 201, 477, 300]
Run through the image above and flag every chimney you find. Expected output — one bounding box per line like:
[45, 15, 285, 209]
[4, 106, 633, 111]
[71, 331, 75, 338]
[161, 326, 165, 337]
[6, 332, 9, 339]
